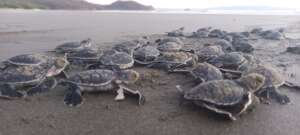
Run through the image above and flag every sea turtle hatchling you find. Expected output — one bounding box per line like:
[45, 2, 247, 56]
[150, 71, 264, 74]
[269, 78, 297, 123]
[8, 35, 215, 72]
[176, 73, 265, 120]
[195, 45, 225, 62]
[169, 62, 223, 84]
[0, 54, 69, 78]
[167, 27, 185, 37]
[112, 40, 144, 56]
[208, 52, 247, 71]
[67, 48, 103, 65]
[137, 51, 198, 72]
[157, 41, 183, 52]
[0, 63, 67, 98]
[87, 50, 134, 70]
[54, 38, 92, 53]
[62, 69, 145, 107]
[133, 45, 160, 64]
[155, 37, 184, 45]
[0, 54, 48, 70]
[243, 64, 300, 104]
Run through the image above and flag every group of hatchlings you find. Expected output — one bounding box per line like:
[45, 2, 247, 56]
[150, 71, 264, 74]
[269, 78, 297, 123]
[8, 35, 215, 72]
[0, 26, 299, 121]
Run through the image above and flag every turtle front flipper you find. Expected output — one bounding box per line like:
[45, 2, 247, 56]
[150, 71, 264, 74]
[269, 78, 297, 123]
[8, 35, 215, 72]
[0, 84, 24, 99]
[56, 71, 69, 79]
[27, 78, 57, 96]
[0, 61, 8, 70]
[64, 83, 83, 107]
[119, 85, 145, 105]
[197, 102, 237, 121]
[284, 81, 300, 90]
[255, 87, 290, 105]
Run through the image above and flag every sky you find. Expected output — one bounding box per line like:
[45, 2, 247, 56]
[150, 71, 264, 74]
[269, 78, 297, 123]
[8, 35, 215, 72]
[86, 0, 300, 9]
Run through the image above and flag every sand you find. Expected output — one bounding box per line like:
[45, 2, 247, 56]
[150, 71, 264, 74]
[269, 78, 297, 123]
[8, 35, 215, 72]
[1, 10, 300, 135]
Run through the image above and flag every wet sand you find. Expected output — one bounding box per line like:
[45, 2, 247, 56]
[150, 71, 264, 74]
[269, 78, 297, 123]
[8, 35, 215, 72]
[1, 10, 300, 135]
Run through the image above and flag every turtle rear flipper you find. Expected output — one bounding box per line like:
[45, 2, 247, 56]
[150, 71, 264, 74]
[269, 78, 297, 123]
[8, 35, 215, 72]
[120, 85, 145, 105]
[64, 84, 83, 107]
[255, 87, 290, 105]
[0, 84, 24, 99]
[27, 78, 57, 96]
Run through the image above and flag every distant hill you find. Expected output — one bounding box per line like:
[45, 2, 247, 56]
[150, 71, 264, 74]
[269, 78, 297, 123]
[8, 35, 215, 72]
[0, 0, 154, 10]
[104, 1, 154, 10]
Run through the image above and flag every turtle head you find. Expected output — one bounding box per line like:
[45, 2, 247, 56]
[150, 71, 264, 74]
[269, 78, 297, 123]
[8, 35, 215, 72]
[80, 38, 92, 48]
[46, 56, 69, 77]
[239, 73, 265, 92]
[116, 70, 140, 84]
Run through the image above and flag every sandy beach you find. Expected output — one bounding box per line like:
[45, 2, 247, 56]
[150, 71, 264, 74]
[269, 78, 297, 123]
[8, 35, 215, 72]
[1, 10, 300, 135]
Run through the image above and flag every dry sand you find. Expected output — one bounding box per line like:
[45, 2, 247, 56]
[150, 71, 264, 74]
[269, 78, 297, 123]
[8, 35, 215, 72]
[1, 10, 300, 135]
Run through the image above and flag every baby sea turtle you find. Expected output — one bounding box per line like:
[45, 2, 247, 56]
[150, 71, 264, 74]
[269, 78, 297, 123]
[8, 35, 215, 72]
[195, 45, 225, 62]
[208, 29, 227, 38]
[214, 40, 235, 53]
[244, 65, 295, 104]
[88, 50, 134, 70]
[0, 65, 60, 98]
[176, 73, 265, 120]
[232, 38, 254, 53]
[286, 46, 300, 55]
[157, 41, 183, 52]
[0, 54, 48, 70]
[112, 40, 143, 56]
[133, 45, 160, 64]
[170, 62, 223, 83]
[192, 27, 212, 38]
[140, 52, 198, 71]
[0, 54, 69, 77]
[167, 27, 185, 37]
[155, 37, 184, 45]
[67, 48, 102, 65]
[62, 69, 145, 107]
[260, 30, 284, 40]
[54, 38, 92, 53]
[209, 52, 247, 71]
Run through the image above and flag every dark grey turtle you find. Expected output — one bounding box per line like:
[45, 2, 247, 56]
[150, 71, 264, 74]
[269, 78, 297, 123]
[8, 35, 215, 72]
[192, 27, 212, 38]
[133, 45, 160, 64]
[232, 38, 254, 53]
[209, 52, 247, 71]
[112, 40, 143, 56]
[157, 41, 183, 52]
[196, 45, 225, 62]
[214, 40, 235, 53]
[138, 52, 198, 71]
[0, 54, 48, 70]
[243, 65, 298, 104]
[286, 46, 300, 54]
[170, 62, 223, 83]
[67, 48, 102, 65]
[54, 38, 92, 53]
[250, 28, 264, 35]
[259, 30, 284, 40]
[1, 54, 69, 78]
[0, 65, 62, 98]
[88, 50, 134, 70]
[155, 37, 184, 45]
[176, 73, 265, 120]
[62, 69, 145, 107]
[208, 29, 227, 38]
[167, 27, 185, 37]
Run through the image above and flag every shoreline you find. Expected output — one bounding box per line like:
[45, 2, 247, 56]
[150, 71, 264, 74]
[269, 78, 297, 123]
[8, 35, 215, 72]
[0, 8, 300, 16]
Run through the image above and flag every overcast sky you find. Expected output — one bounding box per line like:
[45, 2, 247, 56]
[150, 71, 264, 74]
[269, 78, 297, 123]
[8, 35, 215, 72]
[86, 0, 300, 9]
